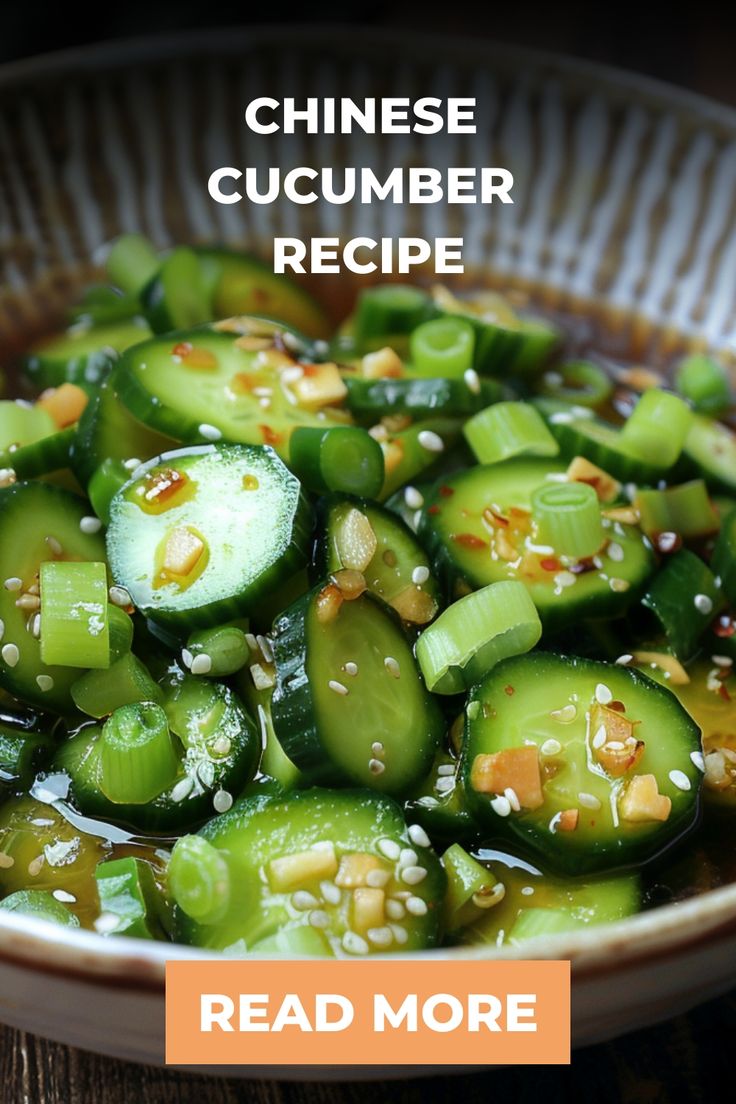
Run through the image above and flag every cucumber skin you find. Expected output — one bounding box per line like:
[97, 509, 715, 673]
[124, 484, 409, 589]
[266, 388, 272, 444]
[344, 375, 505, 421]
[0, 428, 75, 480]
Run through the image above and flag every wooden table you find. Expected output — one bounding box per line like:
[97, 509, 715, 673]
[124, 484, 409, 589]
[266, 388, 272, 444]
[2, 986, 733, 1103]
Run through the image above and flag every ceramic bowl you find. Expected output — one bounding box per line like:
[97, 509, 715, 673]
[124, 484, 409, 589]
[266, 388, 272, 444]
[1, 26, 735, 1073]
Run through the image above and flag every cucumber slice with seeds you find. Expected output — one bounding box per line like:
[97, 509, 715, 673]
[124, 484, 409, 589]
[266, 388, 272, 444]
[23, 318, 150, 390]
[684, 414, 736, 495]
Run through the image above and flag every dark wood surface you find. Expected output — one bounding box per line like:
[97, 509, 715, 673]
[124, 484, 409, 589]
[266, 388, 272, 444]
[1, 986, 734, 1103]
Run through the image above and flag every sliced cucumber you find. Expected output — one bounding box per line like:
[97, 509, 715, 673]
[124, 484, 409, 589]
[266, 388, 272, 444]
[419, 459, 654, 631]
[271, 588, 444, 796]
[315, 495, 440, 627]
[0, 483, 107, 711]
[0, 427, 75, 480]
[23, 318, 150, 390]
[462, 653, 701, 875]
[106, 444, 312, 631]
[171, 788, 446, 955]
[405, 751, 475, 844]
[344, 375, 503, 421]
[684, 414, 736, 494]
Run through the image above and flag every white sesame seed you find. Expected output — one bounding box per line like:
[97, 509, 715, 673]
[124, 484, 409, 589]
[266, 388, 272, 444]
[550, 703, 577, 723]
[35, 675, 54, 692]
[292, 891, 319, 911]
[80, 516, 102, 534]
[171, 776, 194, 803]
[52, 890, 75, 903]
[108, 585, 132, 608]
[690, 750, 705, 772]
[320, 880, 341, 905]
[401, 865, 427, 885]
[435, 776, 455, 794]
[0, 853, 14, 869]
[30, 614, 41, 639]
[437, 763, 455, 776]
[490, 794, 512, 817]
[212, 735, 232, 756]
[344, 661, 359, 677]
[404, 486, 424, 510]
[607, 542, 624, 562]
[616, 654, 633, 666]
[398, 848, 418, 869]
[578, 792, 602, 810]
[377, 838, 401, 861]
[250, 663, 274, 690]
[504, 787, 521, 812]
[309, 910, 330, 929]
[1, 643, 19, 668]
[197, 760, 215, 788]
[94, 912, 120, 935]
[122, 457, 142, 471]
[669, 769, 691, 792]
[609, 577, 630, 593]
[595, 683, 613, 705]
[245, 632, 258, 651]
[256, 635, 273, 663]
[181, 648, 193, 670]
[464, 368, 481, 394]
[411, 565, 430, 586]
[198, 423, 222, 441]
[342, 931, 370, 955]
[606, 741, 625, 750]
[368, 758, 385, 775]
[0, 619, 4, 641]
[389, 923, 408, 945]
[366, 868, 391, 888]
[694, 593, 714, 616]
[520, 886, 535, 896]
[190, 653, 212, 676]
[554, 571, 577, 589]
[408, 824, 431, 849]
[328, 679, 349, 696]
[712, 655, 734, 668]
[366, 926, 393, 947]
[540, 739, 562, 756]
[417, 429, 444, 453]
[592, 725, 607, 750]
[385, 899, 406, 920]
[45, 536, 63, 556]
[3, 577, 21, 592]
[405, 896, 428, 916]
[384, 656, 401, 679]
[213, 789, 233, 814]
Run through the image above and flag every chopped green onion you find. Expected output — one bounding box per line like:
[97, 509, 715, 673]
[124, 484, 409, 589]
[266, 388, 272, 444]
[675, 353, 731, 415]
[642, 548, 724, 659]
[70, 652, 163, 719]
[442, 843, 501, 932]
[353, 284, 434, 347]
[538, 360, 613, 408]
[415, 580, 542, 694]
[106, 234, 160, 297]
[620, 389, 693, 467]
[168, 835, 231, 924]
[531, 481, 603, 560]
[410, 317, 475, 378]
[711, 508, 736, 605]
[635, 480, 719, 540]
[40, 561, 110, 669]
[0, 401, 55, 453]
[289, 426, 385, 498]
[95, 857, 161, 939]
[379, 417, 461, 500]
[99, 701, 179, 803]
[0, 889, 80, 928]
[107, 604, 134, 662]
[509, 908, 581, 942]
[463, 401, 559, 464]
[88, 458, 130, 525]
[149, 247, 211, 330]
[0, 728, 52, 793]
[249, 926, 330, 956]
[186, 624, 250, 677]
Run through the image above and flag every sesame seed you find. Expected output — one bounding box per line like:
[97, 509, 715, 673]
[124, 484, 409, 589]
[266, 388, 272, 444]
[80, 516, 102, 534]
[292, 890, 319, 911]
[437, 763, 455, 776]
[417, 429, 444, 453]
[52, 890, 76, 903]
[30, 614, 41, 638]
[504, 787, 521, 812]
[197, 761, 215, 788]
[550, 703, 577, 724]
[3, 577, 21, 591]
[669, 769, 691, 792]
[607, 542, 624, 562]
[712, 655, 734, 668]
[245, 632, 258, 651]
[690, 750, 705, 772]
[256, 635, 274, 663]
[94, 912, 120, 935]
[109, 585, 132, 608]
[171, 776, 194, 803]
[408, 824, 431, 849]
[36, 675, 54, 692]
[554, 571, 577, 589]
[368, 758, 385, 775]
[342, 931, 370, 955]
[595, 683, 613, 705]
[320, 880, 341, 904]
[389, 923, 408, 945]
[398, 848, 418, 868]
[435, 776, 455, 794]
[250, 663, 274, 690]
[190, 653, 212, 676]
[609, 578, 630, 593]
[540, 739, 562, 756]
[490, 794, 512, 818]
[309, 909, 330, 929]
[27, 856, 44, 877]
[122, 457, 142, 471]
[211, 735, 232, 756]
[15, 594, 40, 611]
[213, 789, 233, 814]
[366, 868, 391, 888]
[694, 593, 714, 615]
[616, 654, 633, 666]
[198, 423, 222, 441]
[578, 792, 602, 810]
[344, 661, 359, 677]
[592, 725, 607, 750]
[404, 486, 424, 509]
[0, 854, 14, 869]
[464, 367, 481, 394]
[1, 644, 19, 668]
[181, 648, 193, 669]
[377, 838, 401, 861]
[367, 926, 393, 948]
[45, 536, 63, 556]
[328, 679, 349, 696]
[405, 896, 428, 916]
[401, 865, 427, 885]
[411, 565, 430, 585]
[384, 656, 401, 678]
[0, 619, 4, 641]
[386, 899, 406, 919]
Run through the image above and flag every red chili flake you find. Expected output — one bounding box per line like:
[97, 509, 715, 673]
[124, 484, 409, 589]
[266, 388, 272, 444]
[714, 615, 736, 638]
[504, 685, 515, 696]
[259, 424, 283, 447]
[439, 485, 454, 498]
[609, 700, 626, 712]
[540, 557, 561, 572]
[302, 364, 319, 377]
[452, 533, 487, 550]
[427, 505, 441, 516]
[654, 531, 682, 555]
[172, 341, 193, 357]
[719, 683, 732, 702]
[570, 558, 596, 575]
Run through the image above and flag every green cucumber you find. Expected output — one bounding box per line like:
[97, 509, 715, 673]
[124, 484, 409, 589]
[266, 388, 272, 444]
[405, 751, 475, 844]
[344, 374, 504, 421]
[684, 414, 736, 494]
[0, 889, 80, 927]
[0, 427, 75, 480]
[433, 288, 559, 376]
[462, 653, 701, 875]
[0, 707, 55, 795]
[106, 444, 312, 631]
[170, 788, 446, 955]
[271, 587, 444, 796]
[23, 318, 150, 390]
[419, 459, 654, 631]
[94, 857, 163, 939]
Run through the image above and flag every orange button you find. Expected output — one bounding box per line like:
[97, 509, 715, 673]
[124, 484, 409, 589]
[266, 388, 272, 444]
[165, 958, 570, 1066]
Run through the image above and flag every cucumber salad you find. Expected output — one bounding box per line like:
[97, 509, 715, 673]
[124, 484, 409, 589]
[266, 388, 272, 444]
[0, 233, 733, 955]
